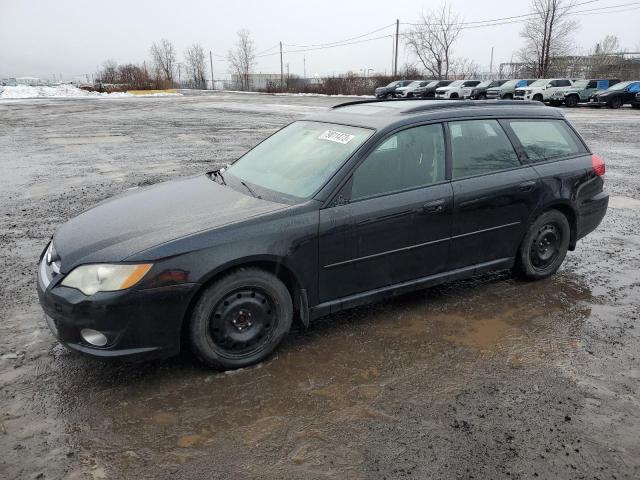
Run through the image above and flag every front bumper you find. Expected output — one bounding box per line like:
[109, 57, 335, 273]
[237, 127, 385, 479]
[37, 259, 197, 360]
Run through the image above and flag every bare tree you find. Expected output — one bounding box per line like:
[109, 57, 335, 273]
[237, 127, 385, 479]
[589, 35, 623, 77]
[99, 59, 119, 84]
[519, 0, 579, 77]
[449, 58, 481, 79]
[227, 30, 257, 90]
[150, 39, 177, 83]
[404, 3, 462, 79]
[184, 43, 208, 89]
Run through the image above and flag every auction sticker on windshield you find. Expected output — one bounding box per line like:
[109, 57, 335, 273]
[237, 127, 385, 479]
[318, 130, 355, 144]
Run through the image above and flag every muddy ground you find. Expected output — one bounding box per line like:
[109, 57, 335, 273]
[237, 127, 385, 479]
[0, 92, 638, 480]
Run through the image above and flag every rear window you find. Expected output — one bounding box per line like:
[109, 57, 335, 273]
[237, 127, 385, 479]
[505, 120, 586, 162]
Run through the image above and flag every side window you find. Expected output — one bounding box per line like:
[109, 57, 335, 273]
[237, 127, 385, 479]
[558, 80, 572, 87]
[505, 120, 587, 162]
[628, 83, 640, 93]
[351, 124, 445, 200]
[449, 120, 520, 179]
[587, 81, 598, 89]
[548, 81, 558, 87]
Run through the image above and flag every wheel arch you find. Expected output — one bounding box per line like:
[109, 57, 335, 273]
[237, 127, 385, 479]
[180, 256, 308, 351]
[534, 201, 578, 251]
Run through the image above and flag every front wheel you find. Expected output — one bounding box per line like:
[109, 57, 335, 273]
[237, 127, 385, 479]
[608, 97, 622, 109]
[516, 210, 570, 280]
[189, 268, 293, 370]
[565, 95, 579, 108]
[533, 94, 544, 102]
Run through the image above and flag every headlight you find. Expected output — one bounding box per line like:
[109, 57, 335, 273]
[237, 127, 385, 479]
[61, 263, 153, 295]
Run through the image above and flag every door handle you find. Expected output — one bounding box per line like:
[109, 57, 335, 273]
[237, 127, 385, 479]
[420, 199, 446, 214]
[519, 181, 537, 192]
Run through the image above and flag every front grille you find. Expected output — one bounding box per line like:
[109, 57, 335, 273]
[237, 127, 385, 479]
[515, 89, 525, 96]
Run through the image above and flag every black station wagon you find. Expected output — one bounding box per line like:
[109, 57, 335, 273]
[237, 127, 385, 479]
[37, 99, 609, 370]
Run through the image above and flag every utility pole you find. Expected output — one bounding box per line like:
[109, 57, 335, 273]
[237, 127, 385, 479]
[489, 47, 494, 77]
[279, 42, 284, 92]
[394, 19, 399, 76]
[303, 56, 306, 79]
[209, 50, 214, 90]
[391, 37, 395, 75]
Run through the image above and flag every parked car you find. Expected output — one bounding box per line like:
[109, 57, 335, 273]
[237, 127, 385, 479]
[37, 99, 608, 370]
[1, 77, 17, 86]
[375, 80, 415, 99]
[397, 80, 433, 98]
[463, 80, 508, 100]
[635, 92, 640, 108]
[435, 80, 481, 99]
[414, 79, 453, 98]
[588, 80, 640, 108]
[487, 79, 536, 100]
[515, 78, 573, 101]
[549, 79, 620, 107]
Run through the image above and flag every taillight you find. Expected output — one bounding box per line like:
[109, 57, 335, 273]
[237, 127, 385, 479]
[592, 154, 605, 176]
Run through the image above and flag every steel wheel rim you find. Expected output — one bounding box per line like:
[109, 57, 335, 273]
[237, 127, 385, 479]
[530, 223, 562, 271]
[208, 287, 278, 359]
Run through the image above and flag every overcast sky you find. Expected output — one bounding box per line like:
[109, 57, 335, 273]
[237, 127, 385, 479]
[1, 0, 638, 81]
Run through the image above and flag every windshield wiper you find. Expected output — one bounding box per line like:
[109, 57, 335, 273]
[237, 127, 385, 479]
[240, 180, 261, 199]
[210, 169, 226, 185]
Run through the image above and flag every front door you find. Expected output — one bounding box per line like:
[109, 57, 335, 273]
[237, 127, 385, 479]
[318, 123, 453, 303]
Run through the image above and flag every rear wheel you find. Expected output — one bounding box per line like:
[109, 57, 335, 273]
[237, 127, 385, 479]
[516, 210, 570, 280]
[533, 94, 544, 102]
[608, 96, 622, 109]
[565, 95, 579, 108]
[189, 268, 293, 370]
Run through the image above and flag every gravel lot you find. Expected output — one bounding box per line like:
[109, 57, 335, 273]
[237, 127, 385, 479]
[1, 92, 639, 480]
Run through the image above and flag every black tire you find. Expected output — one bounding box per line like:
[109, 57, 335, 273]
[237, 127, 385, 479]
[608, 96, 622, 109]
[478, 93, 487, 100]
[533, 94, 544, 102]
[450, 93, 459, 99]
[516, 210, 570, 280]
[632, 104, 640, 109]
[189, 268, 293, 370]
[503, 93, 513, 100]
[565, 95, 579, 108]
[385, 93, 393, 99]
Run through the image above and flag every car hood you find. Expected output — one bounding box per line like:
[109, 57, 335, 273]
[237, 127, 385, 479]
[53, 174, 286, 271]
[436, 86, 456, 91]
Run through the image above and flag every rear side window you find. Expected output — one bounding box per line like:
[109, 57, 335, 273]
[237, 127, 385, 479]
[351, 124, 445, 200]
[629, 83, 640, 93]
[505, 120, 586, 162]
[449, 120, 520, 179]
[557, 80, 572, 87]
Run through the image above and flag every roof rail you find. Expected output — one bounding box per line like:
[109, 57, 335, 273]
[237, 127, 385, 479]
[331, 97, 426, 109]
[401, 99, 543, 113]
[332, 98, 544, 113]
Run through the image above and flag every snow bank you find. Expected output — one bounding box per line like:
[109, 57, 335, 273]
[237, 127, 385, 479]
[0, 85, 183, 99]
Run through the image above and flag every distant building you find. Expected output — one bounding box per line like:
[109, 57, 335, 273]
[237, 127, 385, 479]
[16, 77, 43, 86]
[230, 73, 282, 90]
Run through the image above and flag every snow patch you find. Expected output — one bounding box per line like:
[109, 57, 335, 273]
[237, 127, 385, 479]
[0, 85, 183, 100]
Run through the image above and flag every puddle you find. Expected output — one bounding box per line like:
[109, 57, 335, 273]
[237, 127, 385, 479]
[39, 273, 594, 477]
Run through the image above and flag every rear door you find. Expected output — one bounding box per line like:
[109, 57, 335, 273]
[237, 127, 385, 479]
[447, 119, 540, 269]
[318, 123, 453, 302]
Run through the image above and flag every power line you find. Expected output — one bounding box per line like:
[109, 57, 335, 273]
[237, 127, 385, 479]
[282, 23, 396, 48]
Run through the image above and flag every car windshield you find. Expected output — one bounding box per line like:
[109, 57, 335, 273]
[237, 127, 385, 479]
[607, 81, 631, 91]
[501, 80, 518, 88]
[530, 79, 549, 87]
[477, 81, 492, 88]
[225, 121, 373, 199]
[572, 80, 589, 88]
[407, 81, 422, 88]
[425, 81, 439, 87]
[386, 81, 399, 87]
[448, 80, 464, 87]
[489, 80, 508, 87]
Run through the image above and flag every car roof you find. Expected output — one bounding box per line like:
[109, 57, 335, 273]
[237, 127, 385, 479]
[305, 99, 561, 130]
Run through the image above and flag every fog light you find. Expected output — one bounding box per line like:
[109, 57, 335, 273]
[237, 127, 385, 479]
[80, 328, 108, 347]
